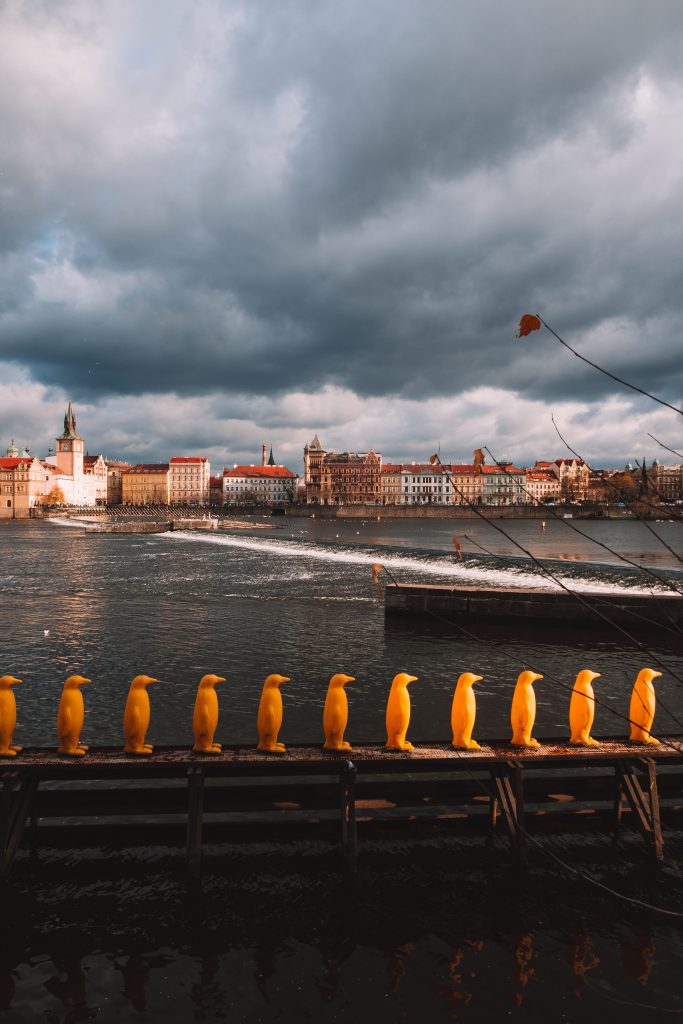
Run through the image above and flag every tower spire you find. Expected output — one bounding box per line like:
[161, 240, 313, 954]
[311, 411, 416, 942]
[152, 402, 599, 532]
[268, 445, 275, 466]
[61, 401, 78, 440]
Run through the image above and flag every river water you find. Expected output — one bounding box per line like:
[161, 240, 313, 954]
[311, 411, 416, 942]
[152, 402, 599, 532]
[1, 516, 683, 1022]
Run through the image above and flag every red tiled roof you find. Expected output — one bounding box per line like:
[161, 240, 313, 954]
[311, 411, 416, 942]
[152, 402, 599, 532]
[0, 458, 30, 469]
[170, 457, 208, 464]
[126, 464, 170, 474]
[223, 465, 295, 479]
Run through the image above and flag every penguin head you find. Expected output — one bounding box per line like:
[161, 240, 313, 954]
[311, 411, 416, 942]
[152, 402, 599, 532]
[329, 673, 355, 688]
[264, 674, 291, 688]
[65, 674, 92, 688]
[199, 674, 226, 688]
[392, 673, 418, 688]
[130, 674, 159, 689]
[576, 669, 601, 685]
[637, 668, 662, 685]
[0, 675, 22, 688]
[457, 672, 483, 688]
[518, 670, 543, 687]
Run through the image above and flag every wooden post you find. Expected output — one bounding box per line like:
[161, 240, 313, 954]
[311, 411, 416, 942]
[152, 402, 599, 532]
[340, 761, 357, 872]
[186, 767, 205, 878]
[0, 773, 37, 878]
[615, 758, 664, 862]
[489, 763, 527, 866]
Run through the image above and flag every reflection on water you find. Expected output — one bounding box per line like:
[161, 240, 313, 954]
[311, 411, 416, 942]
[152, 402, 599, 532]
[1, 519, 682, 1022]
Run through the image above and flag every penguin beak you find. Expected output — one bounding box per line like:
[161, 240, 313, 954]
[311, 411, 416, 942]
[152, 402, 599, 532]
[651, 671, 663, 681]
[471, 675, 483, 683]
[406, 675, 418, 684]
[342, 675, 356, 685]
[530, 673, 543, 683]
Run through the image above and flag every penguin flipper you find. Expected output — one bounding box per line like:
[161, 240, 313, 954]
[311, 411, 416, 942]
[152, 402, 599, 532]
[265, 705, 278, 741]
[196, 705, 211, 742]
[58, 706, 71, 741]
[330, 709, 344, 739]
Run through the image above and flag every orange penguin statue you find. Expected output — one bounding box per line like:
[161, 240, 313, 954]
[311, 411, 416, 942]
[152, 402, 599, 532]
[323, 673, 355, 750]
[385, 672, 417, 751]
[123, 675, 160, 755]
[192, 674, 227, 753]
[569, 669, 601, 746]
[257, 674, 291, 753]
[629, 668, 662, 745]
[57, 674, 92, 756]
[0, 675, 23, 757]
[510, 670, 543, 748]
[451, 672, 484, 749]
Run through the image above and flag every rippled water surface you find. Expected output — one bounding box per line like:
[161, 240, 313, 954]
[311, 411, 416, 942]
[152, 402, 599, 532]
[1, 516, 683, 1022]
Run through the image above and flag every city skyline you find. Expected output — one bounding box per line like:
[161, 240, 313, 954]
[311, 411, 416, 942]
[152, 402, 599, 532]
[1, 2, 682, 469]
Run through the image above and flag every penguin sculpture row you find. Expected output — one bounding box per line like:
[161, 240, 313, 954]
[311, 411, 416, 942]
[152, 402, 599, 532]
[0, 667, 664, 757]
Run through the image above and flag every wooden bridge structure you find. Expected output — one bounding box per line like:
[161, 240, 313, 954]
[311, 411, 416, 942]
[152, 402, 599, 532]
[2, 738, 682, 878]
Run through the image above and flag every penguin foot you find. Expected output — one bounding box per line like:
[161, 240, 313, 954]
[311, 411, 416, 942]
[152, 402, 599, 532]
[211, 743, 222, 752]
[0, 748, 17, 758]
[341, 741, 353, 750]
[571, 737, 599, 747]
[275, 742, 286, 752]
[465, 740, 481, 750]
[59, 747, 86, 757]
[79, 745, 89, 752]
[385, 741, 414, 751]
[512, 739, 540, 748]
[143, 744, 154, 753]
[10, 745, 23, 752]
[124, 745, 153, 756]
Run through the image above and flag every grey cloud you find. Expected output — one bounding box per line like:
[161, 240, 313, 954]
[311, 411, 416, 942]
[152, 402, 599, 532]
[1, 0, 683, 456]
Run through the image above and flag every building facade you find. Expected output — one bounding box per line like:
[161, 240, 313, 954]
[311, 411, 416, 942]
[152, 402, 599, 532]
[223, 465, 297, 504]
[524, 468, 560, 504]
[380, 463, 454, 505]
[169, 457, 211, 504]
[320, 451, 382, 505]
[121, 464, 170, 504]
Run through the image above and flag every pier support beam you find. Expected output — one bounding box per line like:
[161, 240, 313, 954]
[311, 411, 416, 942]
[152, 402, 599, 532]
[614, 758, 664, 862]
[340, 761, 357, 872]
[0, 772, 38, 878]
[186, 767, 205, 878]
[489, 762, 527, 865]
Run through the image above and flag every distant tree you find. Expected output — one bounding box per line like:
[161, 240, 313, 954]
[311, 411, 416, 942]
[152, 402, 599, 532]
[45, 485, 65, 505]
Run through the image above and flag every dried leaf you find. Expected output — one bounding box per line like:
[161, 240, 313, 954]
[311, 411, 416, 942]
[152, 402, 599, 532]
[517, 314, 542, 338]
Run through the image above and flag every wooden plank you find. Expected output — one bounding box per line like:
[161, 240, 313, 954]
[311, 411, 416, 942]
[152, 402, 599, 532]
[616, 759, 664, 862]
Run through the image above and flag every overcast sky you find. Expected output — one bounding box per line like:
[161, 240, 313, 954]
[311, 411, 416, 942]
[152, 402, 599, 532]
[1, 0, 682, 472]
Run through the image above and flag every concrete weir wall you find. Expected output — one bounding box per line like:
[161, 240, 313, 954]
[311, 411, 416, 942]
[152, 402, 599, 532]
[384, 582, 683, 631]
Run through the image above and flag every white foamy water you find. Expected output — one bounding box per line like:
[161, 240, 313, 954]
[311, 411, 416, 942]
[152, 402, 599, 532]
[46, 516, 97, 529]
[160, 529, 668, 596]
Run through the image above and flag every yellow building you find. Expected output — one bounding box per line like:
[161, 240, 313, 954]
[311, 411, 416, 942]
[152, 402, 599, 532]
[121, 464, 170, 505]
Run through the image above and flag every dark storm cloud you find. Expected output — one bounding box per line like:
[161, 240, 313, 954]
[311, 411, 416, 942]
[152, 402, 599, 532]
[1, 0, 683, 463]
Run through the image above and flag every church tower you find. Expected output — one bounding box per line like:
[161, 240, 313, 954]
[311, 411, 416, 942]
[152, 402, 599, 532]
[55, 401, 84, 479]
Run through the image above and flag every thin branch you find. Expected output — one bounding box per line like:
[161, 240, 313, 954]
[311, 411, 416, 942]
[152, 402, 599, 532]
[648, 433, 683, 460]
[538, 315, 683, 417]
[551, 415, 683, 562]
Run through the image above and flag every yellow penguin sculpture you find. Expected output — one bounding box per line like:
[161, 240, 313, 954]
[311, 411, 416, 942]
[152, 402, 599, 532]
[629, 668, 662, 745]
[451, 672, 484, 749]
[323, 673, 356, 751]
[57, 675, 92, 757]
[192, 674, 226, 753]
[510, 670, 543, 748]
[123, 675, 160, 755]
[257, 674, 291, 753]
[0, 676, 23, 757]
[385, 672, 417, 751]
[569, 669, 601, 746]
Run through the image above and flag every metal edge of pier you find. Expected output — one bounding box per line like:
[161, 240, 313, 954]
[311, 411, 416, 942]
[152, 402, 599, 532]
[2, 738, 682, 879]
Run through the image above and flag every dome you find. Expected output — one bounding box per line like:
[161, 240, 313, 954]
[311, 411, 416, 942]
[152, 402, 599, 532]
[6, 439, 18, 457]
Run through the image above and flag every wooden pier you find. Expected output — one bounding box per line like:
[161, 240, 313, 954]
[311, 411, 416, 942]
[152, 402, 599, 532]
[2, 738, 682, 877]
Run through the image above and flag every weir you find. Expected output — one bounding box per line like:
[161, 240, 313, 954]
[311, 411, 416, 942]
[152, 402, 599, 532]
[384, 581, 683, 633]
[2, 738, 682, 878]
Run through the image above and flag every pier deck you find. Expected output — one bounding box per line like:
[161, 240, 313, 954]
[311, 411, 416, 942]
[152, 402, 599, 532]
[2, 738, 682, 876]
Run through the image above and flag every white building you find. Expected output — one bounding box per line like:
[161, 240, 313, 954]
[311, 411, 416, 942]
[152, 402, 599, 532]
[380, 463, 454, 505]
[223, 464, 297, 504]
